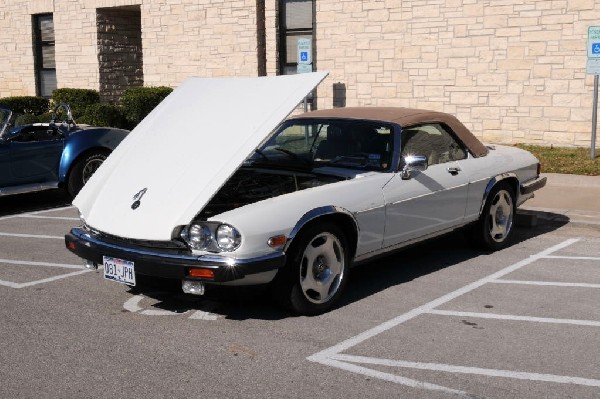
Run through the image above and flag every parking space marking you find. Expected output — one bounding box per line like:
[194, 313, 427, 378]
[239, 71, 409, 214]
[0, 269, 90, 288]
[14, 214, 79, 221]
[331, 354, 600, 388]
[0, 232, 63, 239]
[123, 293, 219, 320]
[492, 279, 600, 288]
[428, 309, 600, 327]
[0, 258, 82, 269]
[308, 238, 591, 395]
[545, 255, 600, 261]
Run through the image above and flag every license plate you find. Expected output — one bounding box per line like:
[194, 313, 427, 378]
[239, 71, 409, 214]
[103, 256, 136, 286]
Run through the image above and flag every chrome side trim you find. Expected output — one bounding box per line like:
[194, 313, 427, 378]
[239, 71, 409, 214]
[0, 182, 60, 197]
[353, 220, 476, 264]
[71, 228, 283, 267]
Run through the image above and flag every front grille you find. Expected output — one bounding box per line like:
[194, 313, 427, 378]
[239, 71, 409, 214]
[86, 226, 190, 254]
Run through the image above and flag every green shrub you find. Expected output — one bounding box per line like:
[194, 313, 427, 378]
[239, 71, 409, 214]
[78, 103, 127, 129]
[52, 88, 100, 116]
[120, 86, 173, 128]
[13, 113, 53, 126]
[0, 96, 50, 115]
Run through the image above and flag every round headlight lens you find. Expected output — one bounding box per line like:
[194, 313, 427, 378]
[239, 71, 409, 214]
[187, 224, 212, 250]
[215, 224, 241, 251]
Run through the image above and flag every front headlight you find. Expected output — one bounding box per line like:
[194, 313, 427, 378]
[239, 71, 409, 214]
[181, 222, 242, 252]
[216, 224, 242, 251]
[187, 224, 212, 250]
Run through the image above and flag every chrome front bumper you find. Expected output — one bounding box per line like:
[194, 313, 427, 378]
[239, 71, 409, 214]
[65, 227, 285, 283]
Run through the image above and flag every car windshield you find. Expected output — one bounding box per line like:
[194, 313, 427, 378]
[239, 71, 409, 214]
[253, 119, 394, 171]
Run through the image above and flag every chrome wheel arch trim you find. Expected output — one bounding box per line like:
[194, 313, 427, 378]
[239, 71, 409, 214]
[285, 205, 359, 253]
[479, 172, 519, 216]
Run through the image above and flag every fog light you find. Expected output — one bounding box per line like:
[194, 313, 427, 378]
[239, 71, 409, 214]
[182, 280, 205, 295]
[83, 260, 97, 270]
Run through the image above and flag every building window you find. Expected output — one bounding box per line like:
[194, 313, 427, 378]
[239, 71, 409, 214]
[279, 0, 314, 75]
[33, 14, 57, 97]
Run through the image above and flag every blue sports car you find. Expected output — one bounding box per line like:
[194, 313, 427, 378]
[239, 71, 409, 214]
[0, 103, 128, 197]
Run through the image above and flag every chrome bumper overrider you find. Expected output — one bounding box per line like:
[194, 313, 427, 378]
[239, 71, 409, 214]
[520, 176, 547, 195]
[64, 227, 285, 282]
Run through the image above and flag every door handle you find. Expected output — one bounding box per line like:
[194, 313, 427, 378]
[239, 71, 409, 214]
[447, 166, 461, 175]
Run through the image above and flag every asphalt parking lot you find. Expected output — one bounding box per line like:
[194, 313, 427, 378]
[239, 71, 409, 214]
[1, 190, 599, 398]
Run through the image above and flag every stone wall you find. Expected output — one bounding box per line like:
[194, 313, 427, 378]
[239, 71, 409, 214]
[1, 0, 599, 146]
[314, 0, 599, 146]
[0, 1, 53, 97]
[141, 0, 259, 87]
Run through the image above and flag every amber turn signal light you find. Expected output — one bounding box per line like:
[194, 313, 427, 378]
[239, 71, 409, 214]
[188, 267, 215, 279]
[267, 235, 287, 248]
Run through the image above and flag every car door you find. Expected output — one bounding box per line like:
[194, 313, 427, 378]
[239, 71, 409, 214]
[8, 125, 64, 184]
[0, 137, 11, 187]
[382, 123, 470, 248]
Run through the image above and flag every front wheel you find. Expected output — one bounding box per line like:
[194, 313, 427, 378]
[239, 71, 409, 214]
[473, 183, 516, 251]
[67, 151, 109, 197]
[272, 222, 350, 315]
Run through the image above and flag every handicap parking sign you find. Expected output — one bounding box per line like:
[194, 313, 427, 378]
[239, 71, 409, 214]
[300, 51, 308, 62]
[593, 43, 600, 55]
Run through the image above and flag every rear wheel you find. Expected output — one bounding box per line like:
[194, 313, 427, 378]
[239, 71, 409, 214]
[272, 222, 349, 315]
[67, 150, 108, 197]
[473, 182, 516, 251]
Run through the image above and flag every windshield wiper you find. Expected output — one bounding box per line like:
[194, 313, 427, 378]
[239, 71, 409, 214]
[273, 147, 311, 165]
[327, 154, 369, 167]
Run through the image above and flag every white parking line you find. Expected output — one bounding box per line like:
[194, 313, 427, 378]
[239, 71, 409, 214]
[0, 232, 63, 239]
[0, 258, 83, 269]
[428, 309, 600, 327]
[308, 238, 587, 394]
[331, 354, 600, 388]
[492, 279, 600, 288]
[0, 269, 90, 288]
[29, 206, 75, 215]
[15, 214, 79, 221]
[545, 255, 600, 261]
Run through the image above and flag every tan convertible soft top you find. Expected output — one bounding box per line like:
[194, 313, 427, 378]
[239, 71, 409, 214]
[294, 107, 489, 157]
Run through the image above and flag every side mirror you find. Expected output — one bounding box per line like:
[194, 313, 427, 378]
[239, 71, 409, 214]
[401, 155, 428, 180]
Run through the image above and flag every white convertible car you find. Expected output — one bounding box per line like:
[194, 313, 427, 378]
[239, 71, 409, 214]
[65, 72, 546, 315]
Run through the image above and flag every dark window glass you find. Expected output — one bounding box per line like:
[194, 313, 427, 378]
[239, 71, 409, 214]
[279, 0, 314, 75]
[34, 14, 56, 97]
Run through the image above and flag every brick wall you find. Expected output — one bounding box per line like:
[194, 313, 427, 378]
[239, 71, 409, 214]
[314, 0, 599, 146]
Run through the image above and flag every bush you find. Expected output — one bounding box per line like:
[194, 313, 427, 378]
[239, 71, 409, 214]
[14, 112, 53, 126]
[52, 88, 100, 117]
[0, 96, 50, 115]
[78, 103, 127, 129]
[120, 86, 173, 128]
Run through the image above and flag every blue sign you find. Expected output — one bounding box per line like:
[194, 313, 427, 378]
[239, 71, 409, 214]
[300, 52, 308, 62]
[593, 43, 600, 54]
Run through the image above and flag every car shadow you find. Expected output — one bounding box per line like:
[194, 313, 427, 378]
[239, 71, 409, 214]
[125, 210, 569, 321]
[0, 189, 72, 217]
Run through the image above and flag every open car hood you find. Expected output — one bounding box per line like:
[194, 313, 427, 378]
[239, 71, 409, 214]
[74, 72, 328, 240]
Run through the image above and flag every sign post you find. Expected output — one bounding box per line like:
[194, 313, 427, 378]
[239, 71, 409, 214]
[297, 38, 313, 112]
[586, 26, 600, 159]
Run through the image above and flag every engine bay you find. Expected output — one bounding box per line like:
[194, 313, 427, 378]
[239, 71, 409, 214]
[199, 167, 342, 218]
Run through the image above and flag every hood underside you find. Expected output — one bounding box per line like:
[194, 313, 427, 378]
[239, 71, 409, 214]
[74, 72, 328, 240]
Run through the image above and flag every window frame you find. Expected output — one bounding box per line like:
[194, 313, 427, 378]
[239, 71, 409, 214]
[33, 13, 57, 98]
[278, 0, 315, 75]
[400, 123, 469, 166]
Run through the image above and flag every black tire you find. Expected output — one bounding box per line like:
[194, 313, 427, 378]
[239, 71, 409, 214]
[271, 222, 350, 316]
[472, 182, 516, 251]
[67, 151, 109, 197]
